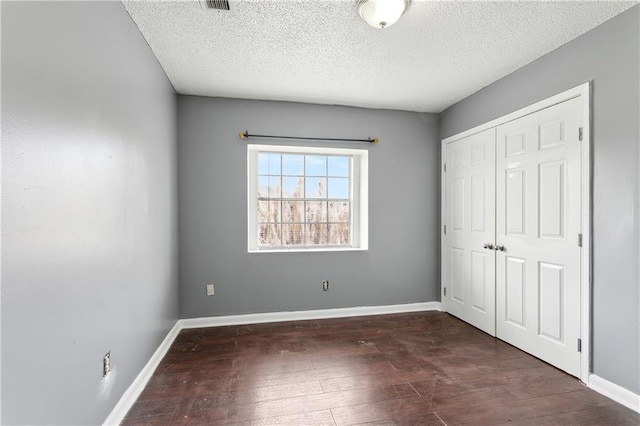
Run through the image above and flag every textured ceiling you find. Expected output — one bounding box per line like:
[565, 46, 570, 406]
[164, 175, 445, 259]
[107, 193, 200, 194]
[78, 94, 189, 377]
[122, 0, 637, 113]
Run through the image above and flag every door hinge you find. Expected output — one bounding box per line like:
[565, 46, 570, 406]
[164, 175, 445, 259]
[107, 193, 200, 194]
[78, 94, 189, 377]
[444, 163, 447, 172]
[578, 233, 583, 247]
[578, 127, 583, 141]
[444, 225, 447, 235]
[444, 287, 447, 297]
[577, 338, 582, 353]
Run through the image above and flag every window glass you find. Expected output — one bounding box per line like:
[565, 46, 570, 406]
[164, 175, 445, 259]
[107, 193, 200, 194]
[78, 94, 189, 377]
[249, 145, 367, 252]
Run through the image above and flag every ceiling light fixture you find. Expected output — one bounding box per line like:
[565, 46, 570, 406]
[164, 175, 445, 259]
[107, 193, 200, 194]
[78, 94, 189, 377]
[357, 0, 410, 29]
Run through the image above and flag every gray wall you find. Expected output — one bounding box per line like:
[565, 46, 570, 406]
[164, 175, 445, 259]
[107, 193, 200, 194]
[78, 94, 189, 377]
[1, 2, 178, 424]
[440, 6, 640, 394]
[178, 96, 440, 318]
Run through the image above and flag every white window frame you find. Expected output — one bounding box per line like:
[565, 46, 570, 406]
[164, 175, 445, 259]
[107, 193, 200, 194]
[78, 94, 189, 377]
[248, 144, 368, 253]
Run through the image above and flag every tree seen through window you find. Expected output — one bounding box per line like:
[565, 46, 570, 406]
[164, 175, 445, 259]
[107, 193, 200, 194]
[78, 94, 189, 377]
[257, 152, 351, 247]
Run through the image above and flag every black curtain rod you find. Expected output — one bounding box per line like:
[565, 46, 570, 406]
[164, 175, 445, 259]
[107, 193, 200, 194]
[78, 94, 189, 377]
[238, 131, 379, 144]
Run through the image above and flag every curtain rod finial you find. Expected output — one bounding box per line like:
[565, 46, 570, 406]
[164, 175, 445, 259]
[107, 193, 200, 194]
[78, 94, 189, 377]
[238, 131, 246, 139]
[372, 138, 379, 144]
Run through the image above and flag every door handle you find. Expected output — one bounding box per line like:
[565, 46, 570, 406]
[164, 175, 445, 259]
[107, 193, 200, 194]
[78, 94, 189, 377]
[495, 244, 506, 252]
[483, 243, 494, 250]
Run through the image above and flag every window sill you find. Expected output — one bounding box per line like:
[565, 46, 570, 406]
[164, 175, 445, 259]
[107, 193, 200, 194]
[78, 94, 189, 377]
[248, 246, 368, 254]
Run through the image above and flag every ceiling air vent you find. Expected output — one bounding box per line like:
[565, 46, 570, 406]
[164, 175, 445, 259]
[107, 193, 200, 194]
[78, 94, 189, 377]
[199, 0, 230, 11]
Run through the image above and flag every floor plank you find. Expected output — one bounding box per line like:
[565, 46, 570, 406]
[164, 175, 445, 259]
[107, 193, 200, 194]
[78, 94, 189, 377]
[121, 312, 639, 425]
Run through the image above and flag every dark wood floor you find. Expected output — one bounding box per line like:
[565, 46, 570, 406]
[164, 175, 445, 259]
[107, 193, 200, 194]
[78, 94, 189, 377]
[122, 311, 639, 425]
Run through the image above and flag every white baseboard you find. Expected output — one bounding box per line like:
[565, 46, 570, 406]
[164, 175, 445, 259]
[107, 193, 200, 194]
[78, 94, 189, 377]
[103, 301, 441, 425]
[179, 301, 442, 329]
[103, 322, 182, 425]
[588, 374, 640, 413]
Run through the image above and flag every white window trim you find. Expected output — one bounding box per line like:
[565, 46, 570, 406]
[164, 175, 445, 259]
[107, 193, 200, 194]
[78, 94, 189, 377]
[248, 144, 368, 253]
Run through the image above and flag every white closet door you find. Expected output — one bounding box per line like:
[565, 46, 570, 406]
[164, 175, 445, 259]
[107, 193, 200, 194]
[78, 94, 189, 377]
[495, 97, 582, 376]
[444, 128, 496, 336]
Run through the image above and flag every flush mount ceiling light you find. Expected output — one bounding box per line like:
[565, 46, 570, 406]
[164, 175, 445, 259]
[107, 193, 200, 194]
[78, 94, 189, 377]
[357, 0, 410, 29]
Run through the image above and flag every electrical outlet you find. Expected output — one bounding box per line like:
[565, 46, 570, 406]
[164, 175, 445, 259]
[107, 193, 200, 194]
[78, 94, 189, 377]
[322, 280, 329, 291]
[206, 284, 215, 296]
[103, 352, 111, 377]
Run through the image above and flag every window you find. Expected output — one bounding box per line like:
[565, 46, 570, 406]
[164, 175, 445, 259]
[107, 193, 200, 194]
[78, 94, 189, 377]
[248, 144, 368, 252]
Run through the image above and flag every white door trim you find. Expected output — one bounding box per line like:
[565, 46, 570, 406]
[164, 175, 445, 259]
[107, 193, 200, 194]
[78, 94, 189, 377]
[441, 82, 591, 383]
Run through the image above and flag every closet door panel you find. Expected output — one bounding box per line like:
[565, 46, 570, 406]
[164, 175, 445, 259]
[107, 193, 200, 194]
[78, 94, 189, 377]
[495, 97, 582, 377]
[444, 128, 496, 336]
